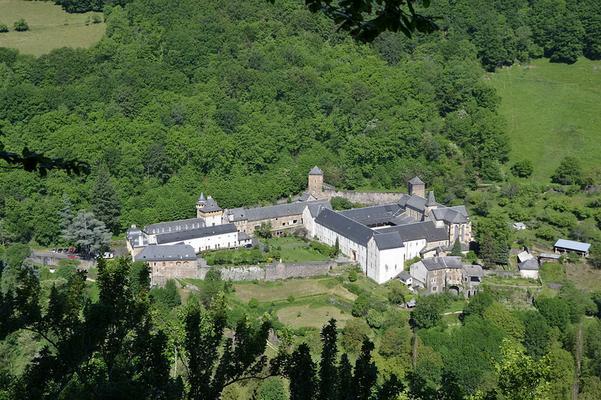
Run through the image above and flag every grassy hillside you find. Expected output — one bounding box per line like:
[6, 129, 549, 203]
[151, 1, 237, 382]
[489, 58, 601, 182]
[0, 0, 105, 56]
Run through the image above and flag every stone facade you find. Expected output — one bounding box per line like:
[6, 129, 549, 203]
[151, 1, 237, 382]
[149, 259, 200, 286]
[198, 261, 336, 281]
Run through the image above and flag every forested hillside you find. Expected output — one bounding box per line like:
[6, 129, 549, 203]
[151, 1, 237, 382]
[0, 0, 507, 244]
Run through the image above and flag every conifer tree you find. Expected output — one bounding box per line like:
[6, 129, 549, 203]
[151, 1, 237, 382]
[336, 354, 353, 400]
[91, 164, 121, 234]
[288, 343, 317, 400]
[353, 339, 378, 400]
[451, 237, 463, 256]
[318, 319, 338, 400]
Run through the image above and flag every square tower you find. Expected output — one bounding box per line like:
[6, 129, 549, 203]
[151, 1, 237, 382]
[408, 176, 426, 198]
[308, 166, 324, 196]
[196, 193, 224, 226]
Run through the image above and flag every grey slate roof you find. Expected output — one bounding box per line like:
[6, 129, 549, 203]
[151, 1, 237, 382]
[554, 239, 591, 253]
[314, 208, 374, 246]
[419, 256, 463, 271]
[397, 271, 411, 282]
[198, 196, 222, 213]
[307, 201, 332, 218]
[378, 221, 449, 243]
[426, 191, 436, 207]
[228, 200, 329, 222]
[135, 244, 197, 262]
[156, 223, 237, 244]
[372, 231, 403, 250]
[198, 192, 206, 202]
[145, 218, 205, 235]
[409, 176, 424, 185]
[127, 226, 148, 247]
[340, 203, 405, 226]
[462, 264, 483, 277]
[406, 194, 428, 211]
[431, 206, 468, 224]
[519, 258, 539, 271]
[309, 166, 323, 175]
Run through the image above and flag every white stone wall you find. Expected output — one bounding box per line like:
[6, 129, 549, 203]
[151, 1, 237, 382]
[314, 221, 367, 273]
[405, 239, 427, 259]
[302, 207, 316, 237]
[519, 269, 539, 280]
[377, 247, 405, 284]
[160, 231, 240, 253]
[410, 262, 428, 287]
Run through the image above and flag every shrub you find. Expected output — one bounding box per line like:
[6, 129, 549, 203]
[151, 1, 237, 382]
[366, 309, 383, 329]
[91, 15, 102, 24]
[14, 19, 29, 32]
[352, 293, 372, 317]
[510, 160, 534, 178]
[552, 156, 583, 186]
[248, 298, 259, 308]
[348, 269, 358, 282]
[0, 24, 8, 33]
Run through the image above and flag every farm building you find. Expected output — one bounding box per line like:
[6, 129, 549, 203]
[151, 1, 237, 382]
[554, 239, 591, 257]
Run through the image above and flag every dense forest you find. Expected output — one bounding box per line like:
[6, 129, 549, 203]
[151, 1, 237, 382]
[1, 0, 600, 246]
[2, 0, 601, 399]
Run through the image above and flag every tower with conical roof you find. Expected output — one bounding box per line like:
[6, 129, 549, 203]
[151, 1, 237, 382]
[308, 166, 324, 197]
[408, 176, 425, 198]
[196, 193, 223, 226]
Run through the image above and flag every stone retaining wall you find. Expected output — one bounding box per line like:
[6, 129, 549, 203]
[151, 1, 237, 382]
[197, 260, 340, 281]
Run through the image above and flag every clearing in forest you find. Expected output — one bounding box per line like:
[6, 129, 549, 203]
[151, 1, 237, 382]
[489, 58, 601, 182]
[0, 0, 105, 56]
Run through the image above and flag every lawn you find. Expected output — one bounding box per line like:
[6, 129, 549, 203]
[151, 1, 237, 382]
[204, 236, 332, 266]
[489, 58, 601, 181]
[276, 303, 351, 329]
[0, 0, 105, 56]
[565, 262, 601, 292]
[233, 276, 356, 303]
[265, 236, 331, 263]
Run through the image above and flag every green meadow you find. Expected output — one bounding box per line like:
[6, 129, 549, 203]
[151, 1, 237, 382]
[489, 58, 601, 182]
[0, 0, 105, 56]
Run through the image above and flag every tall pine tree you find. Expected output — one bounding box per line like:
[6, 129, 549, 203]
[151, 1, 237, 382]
[353, 340, 378, 400]
[288, 343, 317, 400]
[91, 164, 121, 234]
[336, 354, 353, 400]
[318, 319, 338, 400]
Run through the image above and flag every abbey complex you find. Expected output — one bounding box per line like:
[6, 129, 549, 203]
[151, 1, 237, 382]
[127, 167, 472, 285]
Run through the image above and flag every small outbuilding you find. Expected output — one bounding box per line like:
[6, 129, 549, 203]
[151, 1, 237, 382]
[553, 239, 591, 257]
[513, 222, 527, 231]
[518, 258, 540, 279]
[397, 271, 413, 288]
[517, 250, 534, 263]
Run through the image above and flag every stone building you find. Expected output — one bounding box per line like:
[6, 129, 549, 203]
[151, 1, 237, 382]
[196, 193, 224, 226]
[224, 200, 331, 236]
[409, 256, 482, 297]
[305, 174, 472, 284]
[134, 244, 199, 286]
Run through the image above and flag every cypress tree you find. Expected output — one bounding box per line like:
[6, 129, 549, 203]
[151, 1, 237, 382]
[318, 319, 338, 400]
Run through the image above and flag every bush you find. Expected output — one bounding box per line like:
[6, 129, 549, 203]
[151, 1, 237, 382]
[91, 15, 102, 24]
[366, 309, 383, 329]
[248, 298, 259, 308]
[387, 280, 408, 305]
[511, 160, 534, 178]
[13, 19, 29, 32]
[348, 269, 358, 282]
[352, 293, 371, 317]
[552, 156, 583, 186]
[0, 24, 8, 33]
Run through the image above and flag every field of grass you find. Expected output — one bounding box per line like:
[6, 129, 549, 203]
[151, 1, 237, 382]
[0, 0, 105, 56]
[489, 58, 601, 181]
[233, 276, 356, 303]
[265, 237, 331, 263]
[276, 304, 351, 329]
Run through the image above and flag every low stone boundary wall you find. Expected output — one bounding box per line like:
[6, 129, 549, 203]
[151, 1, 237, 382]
[198, 260, 342, 281]
[28, 252, 97, 269]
